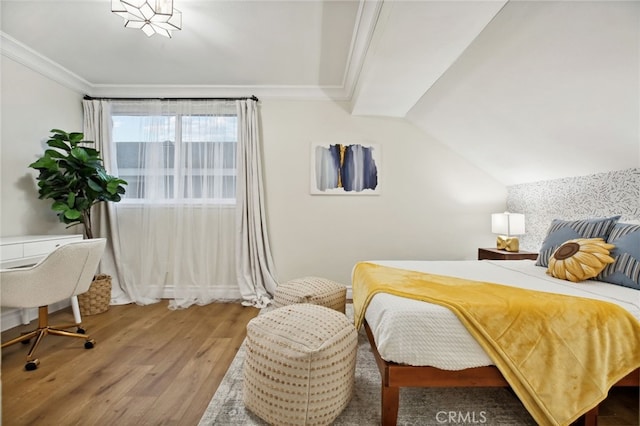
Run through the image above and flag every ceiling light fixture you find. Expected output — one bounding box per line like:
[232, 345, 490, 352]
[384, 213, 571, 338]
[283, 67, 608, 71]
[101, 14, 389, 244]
[112, 0, 182, 38]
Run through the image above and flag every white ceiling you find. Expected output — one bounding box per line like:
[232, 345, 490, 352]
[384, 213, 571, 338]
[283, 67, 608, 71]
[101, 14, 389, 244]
[0, 0, 507, 106]
[1, 0, 378, 99]
[351, 0, 506, 117]
[1, 0, 638, 185]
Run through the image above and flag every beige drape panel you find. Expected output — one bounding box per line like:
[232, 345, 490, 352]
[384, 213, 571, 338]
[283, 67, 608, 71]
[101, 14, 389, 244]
[235, 99, 278, 307]
[82, 99, 133, 305]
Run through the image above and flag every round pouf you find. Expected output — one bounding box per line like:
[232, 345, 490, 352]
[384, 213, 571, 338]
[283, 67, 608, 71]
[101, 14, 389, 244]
[243, 303, 357, 426]
[273, 276, 347, 313]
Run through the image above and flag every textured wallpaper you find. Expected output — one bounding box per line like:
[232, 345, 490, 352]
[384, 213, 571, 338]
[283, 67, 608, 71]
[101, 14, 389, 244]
[507, 168, 640, 252]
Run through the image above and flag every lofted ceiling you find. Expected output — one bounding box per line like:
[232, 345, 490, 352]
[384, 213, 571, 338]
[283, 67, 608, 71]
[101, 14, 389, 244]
[1, 0, 638, 185]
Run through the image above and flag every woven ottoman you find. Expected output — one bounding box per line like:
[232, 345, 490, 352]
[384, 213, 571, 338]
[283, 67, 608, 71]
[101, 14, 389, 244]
[243, 303, 357, 426]
[273, 276, 347, 313]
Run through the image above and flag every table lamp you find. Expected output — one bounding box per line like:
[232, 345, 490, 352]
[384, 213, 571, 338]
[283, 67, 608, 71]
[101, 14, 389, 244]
[491, 212, 525, 252]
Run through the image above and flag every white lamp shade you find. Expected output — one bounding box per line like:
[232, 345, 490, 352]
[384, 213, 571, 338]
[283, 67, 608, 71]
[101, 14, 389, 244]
[491, 212, 525, 236]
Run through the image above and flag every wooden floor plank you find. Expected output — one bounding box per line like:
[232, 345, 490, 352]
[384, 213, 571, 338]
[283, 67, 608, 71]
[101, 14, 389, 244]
[2, 302, 259, 426]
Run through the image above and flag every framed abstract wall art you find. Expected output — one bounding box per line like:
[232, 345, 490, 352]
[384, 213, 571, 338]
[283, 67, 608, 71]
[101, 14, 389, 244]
[310, 143, 381, 195]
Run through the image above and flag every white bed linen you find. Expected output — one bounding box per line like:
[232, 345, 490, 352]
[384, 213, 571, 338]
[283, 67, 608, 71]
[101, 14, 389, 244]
[362, 260, 640, 370]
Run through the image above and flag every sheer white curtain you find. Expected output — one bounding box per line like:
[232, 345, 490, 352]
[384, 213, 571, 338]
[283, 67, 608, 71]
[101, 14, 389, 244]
[108, 100, 239, 307]
[83, 98, 277, 309]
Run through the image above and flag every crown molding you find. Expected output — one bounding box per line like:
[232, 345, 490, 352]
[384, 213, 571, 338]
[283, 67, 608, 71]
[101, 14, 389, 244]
[88, 84, 350, 101]
[0, 0, 380, 101]
[1, 32, 93, 94]
[341, 0, 384, 100]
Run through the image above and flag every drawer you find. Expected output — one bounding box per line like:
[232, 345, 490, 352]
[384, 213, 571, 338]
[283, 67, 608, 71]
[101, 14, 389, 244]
[0, 243, 23, 262]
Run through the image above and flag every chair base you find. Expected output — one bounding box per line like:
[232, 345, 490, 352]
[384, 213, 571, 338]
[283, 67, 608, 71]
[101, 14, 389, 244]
[1, 306, 95, 370]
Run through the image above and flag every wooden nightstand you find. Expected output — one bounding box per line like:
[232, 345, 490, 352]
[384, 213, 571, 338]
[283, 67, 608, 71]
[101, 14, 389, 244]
[478, 247, 538, 261]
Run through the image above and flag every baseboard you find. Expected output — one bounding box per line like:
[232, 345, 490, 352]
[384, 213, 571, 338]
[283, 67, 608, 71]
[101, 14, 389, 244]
[160, 284, 351, 301]
[158, 284, 242, 301]
[1, 300, 71, 332]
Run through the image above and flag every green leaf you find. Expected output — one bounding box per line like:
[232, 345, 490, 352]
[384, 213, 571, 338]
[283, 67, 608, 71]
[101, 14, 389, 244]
[76, 198, 91, 211]
[70, 147, 90, 162]
[63, 209, 82, 220]
[81, 147, 100, 157]
[95, 169, 108, 181]
[67, 192, 76, 206]
[44, 149, 65, 159]
[87, 178, 103, 192]
[47, 138, 71, 151]
[51, 201, 68, 212]
[29, 157, 58, 170]
[69, 132, 85, 143]
[106, 180, 121, 194]
[60, 215, 79, 225]
[50, 129, 69, 137]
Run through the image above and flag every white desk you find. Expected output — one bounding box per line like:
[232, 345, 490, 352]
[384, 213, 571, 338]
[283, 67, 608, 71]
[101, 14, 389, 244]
[0, 234, 84, 327]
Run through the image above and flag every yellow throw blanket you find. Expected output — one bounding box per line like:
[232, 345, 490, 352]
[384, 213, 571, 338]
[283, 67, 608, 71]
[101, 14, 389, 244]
[352, 262, 640, 426]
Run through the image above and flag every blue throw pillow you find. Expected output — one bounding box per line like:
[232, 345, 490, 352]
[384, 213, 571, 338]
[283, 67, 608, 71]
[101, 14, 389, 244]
[597, 223, 640, 290]
[536, 216, 621, 267]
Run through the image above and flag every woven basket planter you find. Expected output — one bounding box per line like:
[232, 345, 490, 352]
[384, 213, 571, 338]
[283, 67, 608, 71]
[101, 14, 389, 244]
[78, 274, 111, 316]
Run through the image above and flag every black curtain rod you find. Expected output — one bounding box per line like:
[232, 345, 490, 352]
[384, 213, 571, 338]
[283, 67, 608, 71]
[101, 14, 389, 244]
[83, 95, 259, 102]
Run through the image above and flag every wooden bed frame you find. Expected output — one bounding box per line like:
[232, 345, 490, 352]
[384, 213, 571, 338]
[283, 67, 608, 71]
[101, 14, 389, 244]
[364, 320, 639, 426]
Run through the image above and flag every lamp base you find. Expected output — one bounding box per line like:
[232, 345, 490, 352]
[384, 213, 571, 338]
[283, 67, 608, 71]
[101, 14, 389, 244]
[496, 236, 519, 252]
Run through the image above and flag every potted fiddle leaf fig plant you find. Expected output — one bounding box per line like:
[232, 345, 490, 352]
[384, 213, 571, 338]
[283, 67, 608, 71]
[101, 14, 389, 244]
[28, 129, 127, 239]
[29, 128, 127, 316]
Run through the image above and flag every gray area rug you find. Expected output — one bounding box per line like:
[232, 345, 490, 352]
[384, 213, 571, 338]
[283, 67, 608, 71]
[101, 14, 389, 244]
[198, 305, 536, 425]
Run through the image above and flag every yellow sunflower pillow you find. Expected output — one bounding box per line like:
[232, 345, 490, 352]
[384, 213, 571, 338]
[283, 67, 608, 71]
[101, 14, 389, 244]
[547, 238, 615, 283]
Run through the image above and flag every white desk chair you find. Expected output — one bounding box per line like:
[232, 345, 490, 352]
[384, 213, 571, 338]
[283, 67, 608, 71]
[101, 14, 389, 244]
[1, 238, 106, 370]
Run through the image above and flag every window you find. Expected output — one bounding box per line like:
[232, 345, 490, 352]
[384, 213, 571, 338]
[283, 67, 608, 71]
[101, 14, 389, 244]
[112, 105, 237, 205]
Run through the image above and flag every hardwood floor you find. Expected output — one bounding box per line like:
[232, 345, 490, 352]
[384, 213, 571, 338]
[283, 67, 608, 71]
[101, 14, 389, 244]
[1, 302, 259, 425]
[2, 303, 638, 425]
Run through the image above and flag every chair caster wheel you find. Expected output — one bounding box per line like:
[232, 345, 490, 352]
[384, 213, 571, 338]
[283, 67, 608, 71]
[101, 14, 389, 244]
[25, 360, 39, 371]
[77, 327, 85, 334]
[84, 339, 96, 349]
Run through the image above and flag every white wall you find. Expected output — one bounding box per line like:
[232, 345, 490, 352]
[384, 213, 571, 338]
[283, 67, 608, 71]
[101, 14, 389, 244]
[406, 1, 639, 186]
[1, 57, 84, 237]
[260, 100, 507, 285]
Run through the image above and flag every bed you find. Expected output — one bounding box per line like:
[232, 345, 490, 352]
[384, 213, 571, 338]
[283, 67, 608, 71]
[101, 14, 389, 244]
[352, 259, 640, 426]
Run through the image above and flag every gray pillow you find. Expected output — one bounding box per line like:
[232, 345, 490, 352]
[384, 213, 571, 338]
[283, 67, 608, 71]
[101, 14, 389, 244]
[536, 216, 621, 267]
[597, 222, 640, 290]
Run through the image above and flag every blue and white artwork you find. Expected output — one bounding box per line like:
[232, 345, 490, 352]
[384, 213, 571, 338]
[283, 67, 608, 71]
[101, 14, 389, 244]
[311, 143, 380, 195]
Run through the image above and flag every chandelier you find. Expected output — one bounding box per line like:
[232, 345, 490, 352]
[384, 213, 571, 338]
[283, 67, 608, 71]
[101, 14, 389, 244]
[112, 0, 182, 38]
